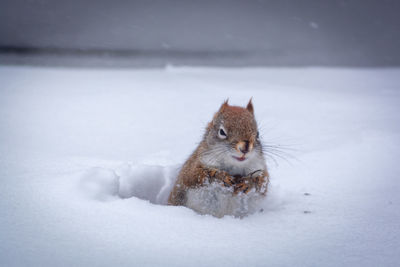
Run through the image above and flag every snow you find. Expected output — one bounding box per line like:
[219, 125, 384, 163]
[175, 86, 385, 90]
[0, 65, 399, 266]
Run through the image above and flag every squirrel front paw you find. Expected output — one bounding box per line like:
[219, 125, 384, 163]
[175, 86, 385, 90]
[234, 180, 251, 194]
[248, 169, 264, 179]
[205, 168, 268, 195]
[234, 170, 268, 195]
[206, 168, 235, 187]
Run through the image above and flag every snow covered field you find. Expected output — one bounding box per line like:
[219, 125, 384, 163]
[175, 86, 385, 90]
[0, 65, 399, 266]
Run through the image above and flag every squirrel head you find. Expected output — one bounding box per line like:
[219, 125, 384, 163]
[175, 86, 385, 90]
[201, 99, 266, 176]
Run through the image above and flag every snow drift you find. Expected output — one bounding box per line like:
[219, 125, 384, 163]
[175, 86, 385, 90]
[0, 66, 399, 267]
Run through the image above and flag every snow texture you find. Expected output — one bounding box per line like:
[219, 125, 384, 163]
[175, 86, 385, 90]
[0, 66, 400, 266]
[185, 181, 265, 218]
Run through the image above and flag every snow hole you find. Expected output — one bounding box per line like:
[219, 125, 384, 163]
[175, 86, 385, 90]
[80, 164, 180, 205]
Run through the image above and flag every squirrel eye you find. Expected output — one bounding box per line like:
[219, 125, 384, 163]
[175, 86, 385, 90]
[218, 126, 227, 139]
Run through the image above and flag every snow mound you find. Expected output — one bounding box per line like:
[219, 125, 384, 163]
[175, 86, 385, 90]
[80, 164, 179, 205]
[186, 182, 266, 218]
[80, 167, 120, 201]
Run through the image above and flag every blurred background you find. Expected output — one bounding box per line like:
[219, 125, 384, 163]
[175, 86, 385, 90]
[1, 0, 399, 68]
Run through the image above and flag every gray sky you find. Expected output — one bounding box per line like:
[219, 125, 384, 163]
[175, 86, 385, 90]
[1, 0, 399, 66]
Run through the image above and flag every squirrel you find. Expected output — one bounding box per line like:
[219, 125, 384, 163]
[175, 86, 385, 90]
[168, 99, 269, 217]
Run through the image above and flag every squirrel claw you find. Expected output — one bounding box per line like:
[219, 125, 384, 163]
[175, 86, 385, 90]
[234, 183, 250, 194]
[248, 169, 263, 178]
[222, 176, 235, 187]
[242, 186, 251, 194]
[208, 169, 217, 177]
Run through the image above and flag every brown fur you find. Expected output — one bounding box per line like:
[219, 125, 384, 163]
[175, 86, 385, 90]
[168, 100, 269, 206]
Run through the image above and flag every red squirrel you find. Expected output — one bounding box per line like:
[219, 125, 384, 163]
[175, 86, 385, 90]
[168, 100, 269, 217]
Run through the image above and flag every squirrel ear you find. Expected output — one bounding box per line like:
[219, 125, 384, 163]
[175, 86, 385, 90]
[246, 98, 254, 114]
[219, 99, 229, 111]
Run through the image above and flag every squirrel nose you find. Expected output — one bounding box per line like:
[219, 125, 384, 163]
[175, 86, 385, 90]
[238, 140, 250, 154]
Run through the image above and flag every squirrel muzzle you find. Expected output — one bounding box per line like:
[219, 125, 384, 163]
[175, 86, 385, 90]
[236, 140, 253, 155]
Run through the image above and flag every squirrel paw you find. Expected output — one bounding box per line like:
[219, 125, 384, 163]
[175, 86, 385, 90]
[248, 169, 264, 178]
[207, 168, 235, 187]
[222, 176, 235, 187]
[234, 182, 251, 194]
